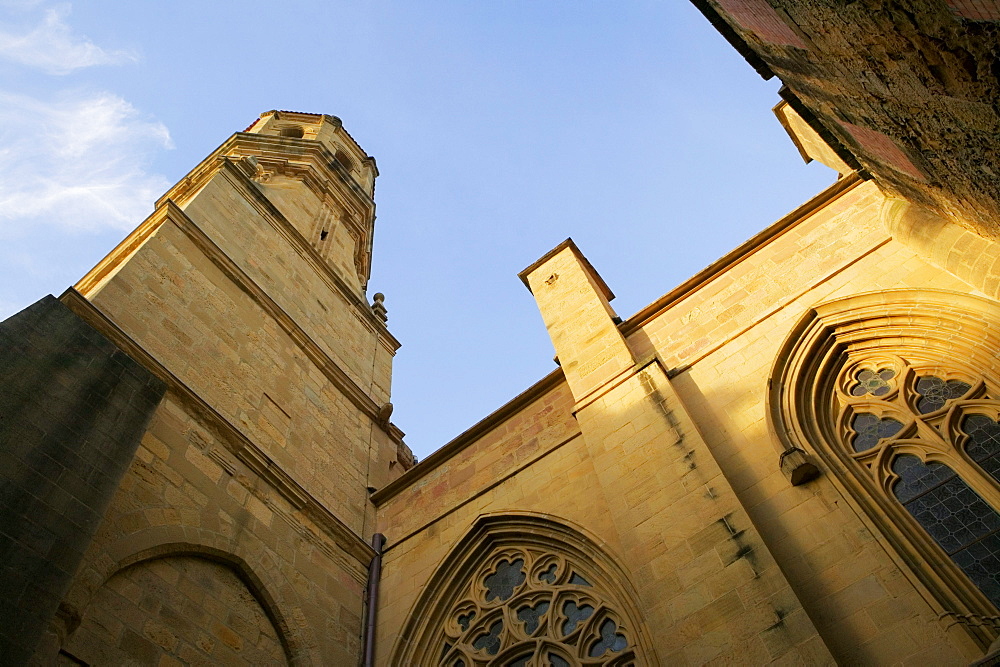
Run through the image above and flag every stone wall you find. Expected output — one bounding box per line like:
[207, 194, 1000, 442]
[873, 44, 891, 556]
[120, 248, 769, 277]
[52, 390, 371, 664]
[63, 555, 287, 665]
[374, 378, 591, 661]
[0, 296, 165, 663]
[375, 174, 998, 664]
[633, 178, 983, 663]
[80, 210, 386, 531]
[40, 114, 405, 665]
[693, 0, 1000, 240]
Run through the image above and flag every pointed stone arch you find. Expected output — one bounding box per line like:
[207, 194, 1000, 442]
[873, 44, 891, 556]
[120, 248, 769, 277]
[61, 526, 321, 665]
[64, 550, 290, 665]
[390, 511, 657, 666]
[768, 288, 1000, 649]
[111, 543, 294, 663]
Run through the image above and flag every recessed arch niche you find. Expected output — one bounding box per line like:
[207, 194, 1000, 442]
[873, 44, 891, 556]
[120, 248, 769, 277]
[63, 549, 292, 665]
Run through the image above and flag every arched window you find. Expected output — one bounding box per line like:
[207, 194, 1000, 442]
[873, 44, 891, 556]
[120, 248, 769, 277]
[769, 289, 1000, 648]
[837, 356, 1000, 607]
[391, 514, 653, 666]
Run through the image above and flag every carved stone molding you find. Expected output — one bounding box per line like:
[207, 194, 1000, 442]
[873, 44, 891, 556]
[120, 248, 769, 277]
[390, 513, 657, 666]
[768, 288, 1000, 650]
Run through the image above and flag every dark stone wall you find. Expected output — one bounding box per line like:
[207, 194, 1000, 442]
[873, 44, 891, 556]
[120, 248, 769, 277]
[0, 295, 165, 664]
[693, 0, 1000, 239]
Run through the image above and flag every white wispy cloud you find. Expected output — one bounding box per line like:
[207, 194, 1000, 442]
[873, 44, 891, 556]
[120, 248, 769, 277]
[0, 1, 45, 12]
[0, 90, 173, 231]
[0, 4, 136, 75]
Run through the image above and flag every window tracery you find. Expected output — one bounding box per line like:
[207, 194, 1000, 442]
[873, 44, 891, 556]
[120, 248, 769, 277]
[439, 548, 637, 666]
[836, 356, 1000, 608]
[392, 515, 651, 667]
[767, 289, 1000, 647]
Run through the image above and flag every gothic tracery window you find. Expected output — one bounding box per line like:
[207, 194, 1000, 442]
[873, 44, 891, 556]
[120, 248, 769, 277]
[836, 356, 1000, 608]
[768, 289, 1000, 647]
[394, 515, 651, 666]
[438, 548, 638, 666]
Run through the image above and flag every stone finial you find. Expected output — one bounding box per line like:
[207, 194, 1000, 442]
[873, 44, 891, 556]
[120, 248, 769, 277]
[372, 292, 388, 323]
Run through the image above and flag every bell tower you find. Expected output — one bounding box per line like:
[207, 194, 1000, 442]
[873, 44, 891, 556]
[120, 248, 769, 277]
[240, 110, 379, 294]
[40, 111, 411, 664]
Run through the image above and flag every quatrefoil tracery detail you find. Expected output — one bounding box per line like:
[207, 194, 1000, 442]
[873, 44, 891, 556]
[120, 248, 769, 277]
[837, 357, 983, 464]
[439, 549, 638, 666]
[835, 355, 1000, 609]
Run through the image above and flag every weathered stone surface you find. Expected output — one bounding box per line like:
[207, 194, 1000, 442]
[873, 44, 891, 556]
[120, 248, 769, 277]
[695, 0, 1000, 239]
[29, 111, 408, 666]
[0, 296, 165, 663]
[64, 555, 286, 665]
[6, 34, 1000, 662]
[375, 176, 990, 664]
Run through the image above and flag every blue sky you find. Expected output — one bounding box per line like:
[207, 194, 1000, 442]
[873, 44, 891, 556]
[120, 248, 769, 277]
[0, 1, 835, 460]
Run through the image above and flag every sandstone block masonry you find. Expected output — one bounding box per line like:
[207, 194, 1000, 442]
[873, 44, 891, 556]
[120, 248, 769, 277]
[8, 67, 1000, 663]
[19, 111, 412, 665]
[372, 174, 998, 664]
[0, 296, 165, 663]
[694, 0, 1000, 239]
[521, 240, 831, 664]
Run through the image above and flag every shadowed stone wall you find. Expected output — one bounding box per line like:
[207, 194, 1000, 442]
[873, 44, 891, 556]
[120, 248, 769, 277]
[62, 555, 287, 665]
[0, 295, 165, 663]
[693, 0, 1000, 238]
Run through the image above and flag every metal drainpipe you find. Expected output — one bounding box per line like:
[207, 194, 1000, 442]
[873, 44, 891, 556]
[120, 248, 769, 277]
[363, 533, 386, 667]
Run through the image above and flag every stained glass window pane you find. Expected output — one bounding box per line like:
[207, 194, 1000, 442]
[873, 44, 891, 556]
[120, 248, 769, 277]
[516, 600, 549, 634]
[892, 455, 958, 503]
[952, 535, 1000, 610]
[548, 655, 570, 667]
[561, 600, 594, 636]
[484, 559, 525, 602]
[915, 376, 971, 414]
[457, 611, 475, 631]
[472, 620, 503, 655]
[963, 414, 1000, 484]
[851, 368, 895, 397]
[507, 657, 529, 667]
[892, 454, 1000, 607]
[568, 573, 591, 587]
[851, 413, 904, 452]
[904, 477, 1000, 552]
[588, 618, 628, 657]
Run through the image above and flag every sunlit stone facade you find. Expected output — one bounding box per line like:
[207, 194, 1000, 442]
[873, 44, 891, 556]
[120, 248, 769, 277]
[3, 5, 1000, 665]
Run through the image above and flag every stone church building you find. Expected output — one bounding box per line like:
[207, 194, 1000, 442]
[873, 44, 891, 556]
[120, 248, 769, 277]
[2, 2, 999, 665]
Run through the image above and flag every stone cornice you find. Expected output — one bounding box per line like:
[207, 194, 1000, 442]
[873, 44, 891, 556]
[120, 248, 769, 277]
[620, 173, 864, 335]
[160, 132, 374, 210]
[59, 287, 376, 570]
[247, 156, 373, 283]
[372, 368, 567, 504]
[263, 110, 377, 174]
[157, 131, 378, 287]
[215, 157, 401, 352]
[153, 152, 399, 352]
